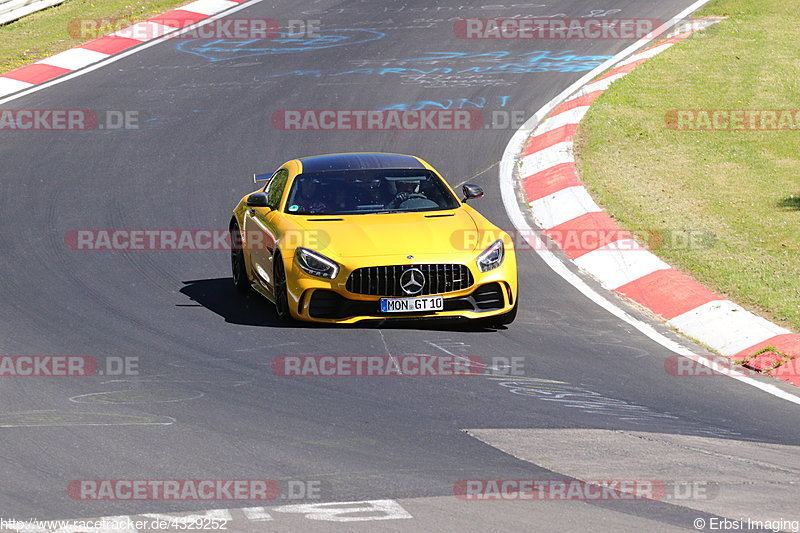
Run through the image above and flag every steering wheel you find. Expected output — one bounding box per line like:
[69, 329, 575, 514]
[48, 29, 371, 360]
[403, 193, 427, 201]
[398, 194, 438, 209]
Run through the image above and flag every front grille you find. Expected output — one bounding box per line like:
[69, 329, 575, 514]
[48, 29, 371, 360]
[346, 264, 473, 297]
[308, 283, 505, 320]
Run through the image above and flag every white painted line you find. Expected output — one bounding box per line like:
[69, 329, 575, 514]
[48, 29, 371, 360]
[0, 410, 175, 427]
[143, 510, 233, 524]
[242, 507, 274, 521]
[273, 500, 413, 522]
[37, 48, 110, 71]
[0, 76, 34, 97]
[535, 106, 589, 135]
[179, 0, 240, 15]
[68, 390, 205, 403]
[668, 300, 791, 355]
[529, 186, 601, 230]
[572, 240, 671, 290]
[426, 340, 490, 370]
[0, 0, 262, 104]
[519, 141, 574, 178]
[498, 0, 800, 405]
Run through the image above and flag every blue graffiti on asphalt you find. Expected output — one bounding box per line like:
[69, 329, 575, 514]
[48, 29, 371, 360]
[176, 29, 385, 62]
[383, 96, 512, 111]
[264, 50, 613, 78]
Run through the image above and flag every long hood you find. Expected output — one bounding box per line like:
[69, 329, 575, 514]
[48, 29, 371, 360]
[293, 209, 486, 259]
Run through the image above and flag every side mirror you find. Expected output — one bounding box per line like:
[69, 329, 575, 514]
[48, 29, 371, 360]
[462, 183, 484, 202]
[246, 192, 269, 208]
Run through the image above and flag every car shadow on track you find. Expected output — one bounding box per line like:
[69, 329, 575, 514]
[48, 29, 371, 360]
[180, 277, 288, 328]
[179, 277, 501, 332]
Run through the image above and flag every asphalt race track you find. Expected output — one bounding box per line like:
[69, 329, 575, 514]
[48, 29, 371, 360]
[1, 1, 799, 531]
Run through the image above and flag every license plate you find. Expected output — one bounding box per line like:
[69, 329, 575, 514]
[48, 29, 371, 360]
[380, 295, 444, 313]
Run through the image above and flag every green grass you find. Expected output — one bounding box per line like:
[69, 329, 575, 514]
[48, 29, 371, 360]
[0, 0, 192, 73]
[575, 0, 800, 331]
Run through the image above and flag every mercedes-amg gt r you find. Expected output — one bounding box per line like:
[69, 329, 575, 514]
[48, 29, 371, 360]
[229, 153, 517, 325]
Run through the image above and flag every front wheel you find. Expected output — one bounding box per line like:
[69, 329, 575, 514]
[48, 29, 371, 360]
[273, 252, 293, 322]
[230, 222, 250, 293]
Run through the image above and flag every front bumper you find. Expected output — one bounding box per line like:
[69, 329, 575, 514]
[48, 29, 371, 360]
[282, 253, 518, 324]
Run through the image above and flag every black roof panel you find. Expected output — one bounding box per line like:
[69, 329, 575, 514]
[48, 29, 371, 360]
[298, 153, 424, 173]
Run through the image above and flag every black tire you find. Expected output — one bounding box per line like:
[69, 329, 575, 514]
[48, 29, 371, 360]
[230, 221, 250, 293]
[272, 252, 293, 322]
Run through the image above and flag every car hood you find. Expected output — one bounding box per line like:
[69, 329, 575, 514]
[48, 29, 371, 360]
[292, 209, 483, 259]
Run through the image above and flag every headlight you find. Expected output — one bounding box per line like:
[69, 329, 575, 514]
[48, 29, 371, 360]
[295, 247, 339, 279]
[476, 239, 504, 272]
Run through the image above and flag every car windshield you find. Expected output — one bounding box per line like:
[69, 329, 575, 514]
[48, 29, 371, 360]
[283, 169, 461, 215]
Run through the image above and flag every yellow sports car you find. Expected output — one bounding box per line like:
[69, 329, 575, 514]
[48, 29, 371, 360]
[229, 153, 517, 326]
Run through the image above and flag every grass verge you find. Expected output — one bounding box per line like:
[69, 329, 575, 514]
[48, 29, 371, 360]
[575, 0, 800, 331]
[0, 0, 192, 74]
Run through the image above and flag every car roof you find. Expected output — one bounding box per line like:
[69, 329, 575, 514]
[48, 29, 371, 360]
[297, 153, 425, 173]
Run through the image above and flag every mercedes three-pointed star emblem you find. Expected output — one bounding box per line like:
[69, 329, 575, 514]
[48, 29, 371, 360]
[400, 268, 425, 296]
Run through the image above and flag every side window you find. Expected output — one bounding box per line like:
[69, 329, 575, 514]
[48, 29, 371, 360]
[264, 169, 289, 209]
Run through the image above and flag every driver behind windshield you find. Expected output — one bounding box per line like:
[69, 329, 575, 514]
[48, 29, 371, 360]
[290, 178, 327, 214]
[386, 179, 426, 209]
